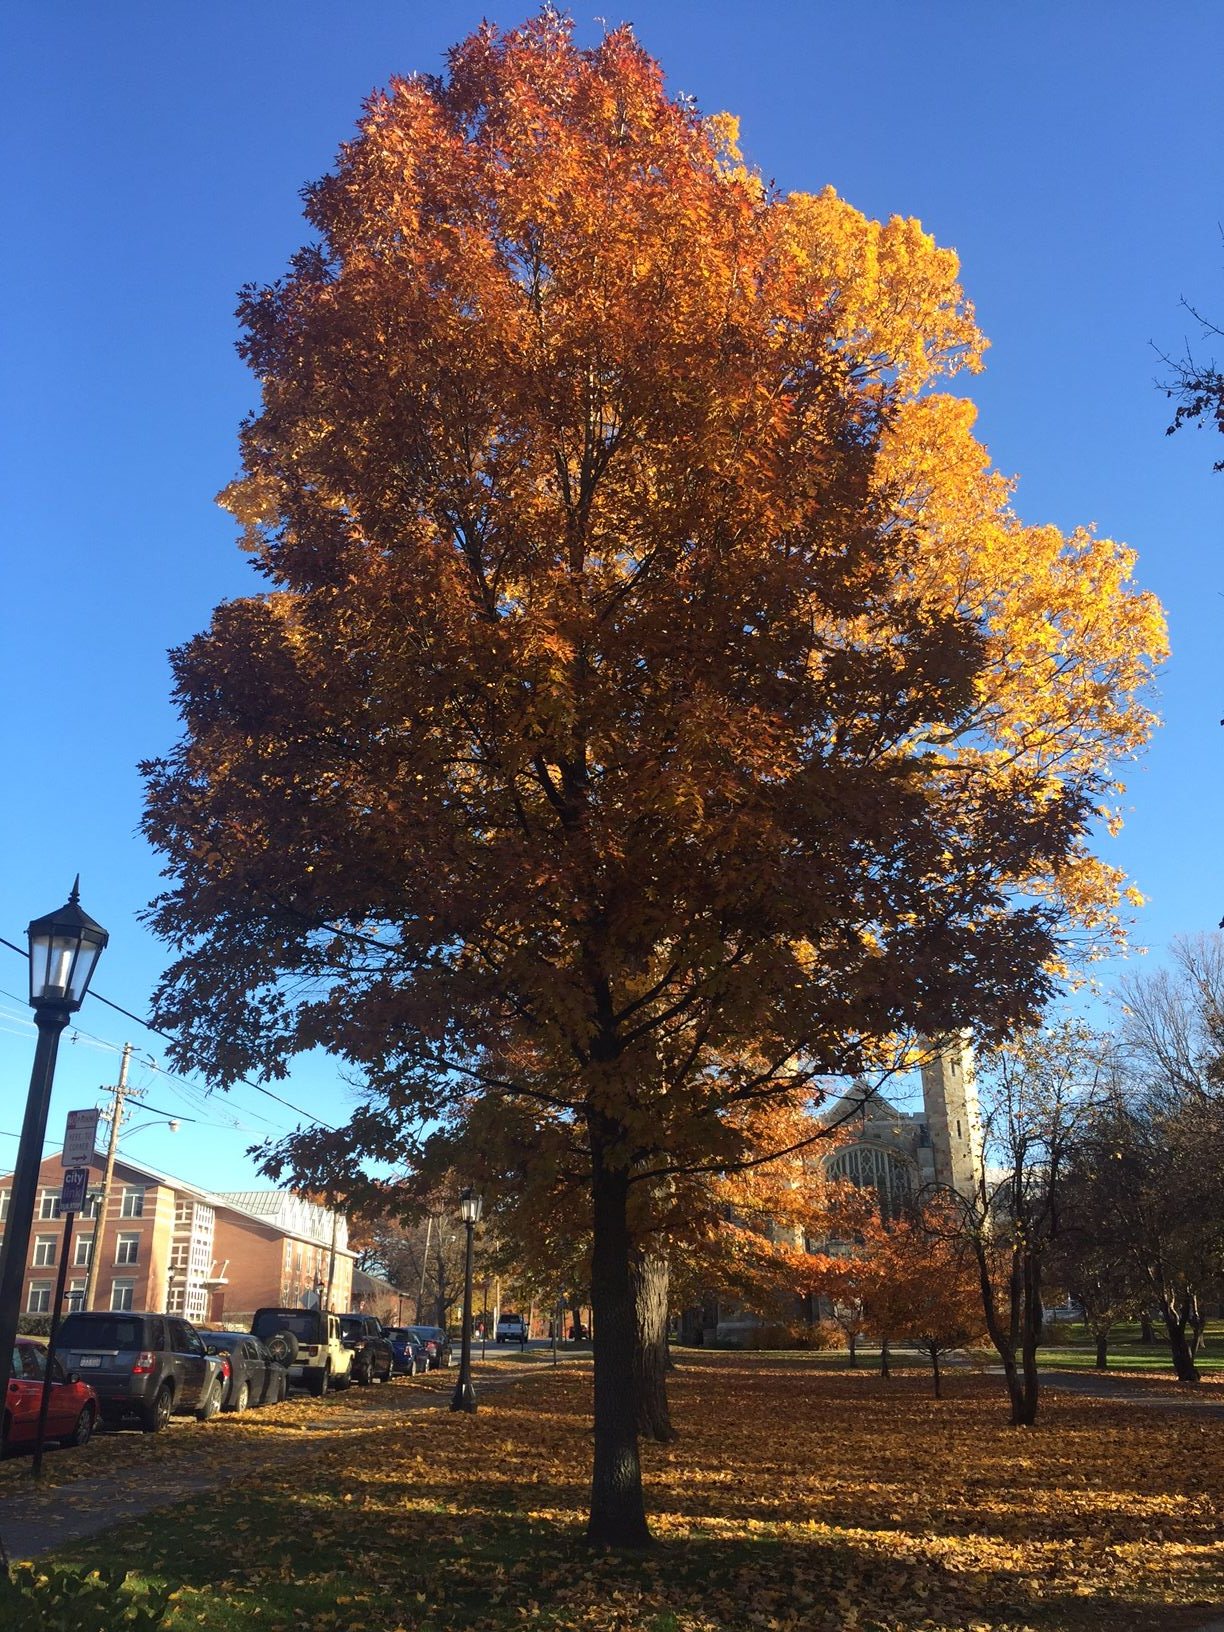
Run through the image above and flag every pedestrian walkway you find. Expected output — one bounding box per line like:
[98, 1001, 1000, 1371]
[1041, 1368, 1224, 1414]
[0, 1361, 545, 1564]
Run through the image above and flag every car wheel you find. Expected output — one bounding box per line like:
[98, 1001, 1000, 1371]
[61, 1404, 96, 1448]
[230, 1380, 251, 1414]
[196, 1378, 223, 1421]
[310, 1366, 329, 1397]
[141, 1383, 174, 1433]
[380, 1362, 393, 1382]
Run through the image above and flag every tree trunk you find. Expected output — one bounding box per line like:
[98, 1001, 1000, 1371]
[1161, 1297, 1200, 1383]
[971, 1234, 1026, 1426]
[879, 1335, 891, 1379]
[631, 1249, 676, 1443]
[930, 1345, 942, 1400]
[1138, 1311, 1154, 1345]
[587, 1128, 651, 1548]
[1188, 1298, 1207, 1360]
[1094, 1333, 1108, 1370]
[1016, 1251, 1042, 1426]
[847, 1330, 858, 1367]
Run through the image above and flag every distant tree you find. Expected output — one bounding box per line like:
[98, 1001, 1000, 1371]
[1045, 1226, 1138, 1371]
[142, 12, 1165, 1545]
[860, 1200, 986, 1398]
[934, 1021, 1105, 1425]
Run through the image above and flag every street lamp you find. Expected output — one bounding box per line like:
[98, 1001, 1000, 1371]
[0, 882, 107, 1425]
[450, 1186, 482, 1413]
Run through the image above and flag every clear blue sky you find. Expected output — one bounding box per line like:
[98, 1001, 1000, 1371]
[1, 2, 1219, 1191]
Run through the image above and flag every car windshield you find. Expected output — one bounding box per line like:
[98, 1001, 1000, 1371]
[339, 1318, 363, 1338]
[251, 1311, 321, 1342]
[57, 1314, 143, 1350]
[406, 1327, 441, 1341]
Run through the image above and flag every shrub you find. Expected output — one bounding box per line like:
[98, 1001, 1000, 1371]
[0, 1564, 172, 1632]
[809, 1320, 849, 1351]
[16, 1314, 52, 1338]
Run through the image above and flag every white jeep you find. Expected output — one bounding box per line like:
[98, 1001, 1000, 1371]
[251, 1307, 354, 1395]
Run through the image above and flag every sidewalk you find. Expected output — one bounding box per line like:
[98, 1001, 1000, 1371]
[0, 1361, 545, 1565]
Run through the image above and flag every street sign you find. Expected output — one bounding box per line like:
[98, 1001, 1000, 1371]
[62, 1108, 100, 1167]
[58, 1167, 90, 1214]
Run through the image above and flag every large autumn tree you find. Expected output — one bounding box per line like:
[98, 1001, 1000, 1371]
[142, 13, 1164, 1544]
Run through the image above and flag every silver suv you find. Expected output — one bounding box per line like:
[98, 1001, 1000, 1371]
[54, 1311, 225, 1432]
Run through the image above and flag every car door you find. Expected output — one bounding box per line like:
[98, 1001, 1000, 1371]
[5, 1345, 38, 1444]
[44, 1351, 79, 1434]
[167, 1318, 208, 1408]
[242, 1339, 266, 1402]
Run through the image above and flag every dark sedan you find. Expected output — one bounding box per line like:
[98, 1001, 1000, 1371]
[403, 1325, 453, 1369]
[199, 1331, 288, 1412]
[380, 1326, 427, 1375]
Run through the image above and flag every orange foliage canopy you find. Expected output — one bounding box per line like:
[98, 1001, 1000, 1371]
[141, 12, 1164, 1542]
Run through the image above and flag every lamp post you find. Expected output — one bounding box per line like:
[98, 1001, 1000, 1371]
[0, 881, 107, 1426]
[450, 1186, 482, 1413]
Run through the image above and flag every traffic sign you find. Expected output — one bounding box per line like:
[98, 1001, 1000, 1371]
[62, 1108, 100, 1167]
[58, 1167, 91, 1214]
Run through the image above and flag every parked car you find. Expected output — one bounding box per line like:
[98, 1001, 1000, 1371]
[250, 1307, 354, 1396]
[404, 1325, 453, 1369]
[199, 1330, 289, 1411]
[338, 1314, 396, 1384]
[54, 1312, 225, 1432]
[3, 1339, 99, 1454]
[496, 1313, 527, 1344]
[380, 1326, 427, 1375]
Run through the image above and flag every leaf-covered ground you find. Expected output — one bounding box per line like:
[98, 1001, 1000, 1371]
[21, 1355, 1224, 1631]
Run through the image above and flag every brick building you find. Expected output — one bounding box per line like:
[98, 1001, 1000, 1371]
[0, 1152, 353, 1325]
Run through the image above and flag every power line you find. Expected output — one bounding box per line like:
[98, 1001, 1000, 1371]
[0, 933, 333, 1130]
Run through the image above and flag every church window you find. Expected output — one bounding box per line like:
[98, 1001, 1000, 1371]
[826, 1145, 914, 1216]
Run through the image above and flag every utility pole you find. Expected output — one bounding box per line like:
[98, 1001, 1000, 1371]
[83, 1042, 132, 1313]
[417, 1213, 433, 1322]
[324, 1199, 340, 1312]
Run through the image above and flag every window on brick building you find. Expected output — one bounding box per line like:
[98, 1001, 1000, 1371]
[110, 1280, 135, 1312]
[115, 1233, 140, 1266]
[27, 1282, 52, 1313]
[32, 1235, 57, 1267]
[120, 1188, 145, 1218]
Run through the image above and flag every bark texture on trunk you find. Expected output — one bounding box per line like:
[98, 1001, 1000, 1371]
[1094, 1334, 1109, 1370]
[930, 1346, 942, 1400]
[631, 1249, 676, 1442]
[1139, 1312, 1154, 1345]
[587, 1129, 651, 1548]
[879, 1336, 891, 1379]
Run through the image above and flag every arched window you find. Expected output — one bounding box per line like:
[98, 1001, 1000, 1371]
[826, 1144, 914, 1216]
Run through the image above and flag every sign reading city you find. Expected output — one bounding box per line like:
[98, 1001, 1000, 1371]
[61, 1108, 100, 1168]
[58, 1166, 91, 1214]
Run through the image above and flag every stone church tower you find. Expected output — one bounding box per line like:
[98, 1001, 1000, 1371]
[919, 1033, 983, 1198]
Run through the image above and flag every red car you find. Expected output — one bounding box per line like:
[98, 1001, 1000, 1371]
[3, 1339, 99, 1453]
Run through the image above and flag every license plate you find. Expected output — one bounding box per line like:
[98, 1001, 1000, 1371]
[79, 1355, 102, 1368]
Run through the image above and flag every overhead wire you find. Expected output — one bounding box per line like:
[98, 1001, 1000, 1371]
[0, 934, 334, 1131]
